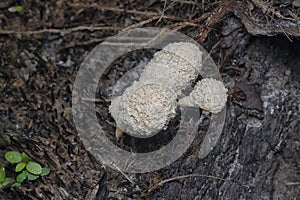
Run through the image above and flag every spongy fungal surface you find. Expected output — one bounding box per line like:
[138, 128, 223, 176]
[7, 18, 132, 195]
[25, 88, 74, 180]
[161, 42, 203, 69]
[139, 42, 203, 94]
[109, 82, 177, 137]
[109, 42, 227, 137]
[179, 78, 227, 114]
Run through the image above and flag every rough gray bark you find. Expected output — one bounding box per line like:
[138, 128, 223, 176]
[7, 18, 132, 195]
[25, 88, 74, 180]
[148, 39, 300, 200]
[102, 25, 300, 200]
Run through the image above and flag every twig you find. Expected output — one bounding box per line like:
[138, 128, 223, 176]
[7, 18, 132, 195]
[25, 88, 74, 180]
[0, 26, 122, 36]
[165, 21, 203, 30]
[108, 164, 136, 185]
[0, 14, 202, 36]
[196, 1, 234, 42]
[168, 0, 200, 6]
[68, 3, 159, 17]
[202, 39, 222, 66]
[156, 0, 168, 25]
[56, 37, 108, 52]
[122, 16, 162, 31]
[122, 15, 183, 31]
[80, 97, 103, 103]
[147, 173, 250, 193]
[124, 13, 211, 31]
[285, 182, 300, 186]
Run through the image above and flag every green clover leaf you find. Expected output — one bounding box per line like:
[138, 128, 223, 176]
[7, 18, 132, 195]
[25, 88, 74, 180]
[15, 5, 24, 13]
[41, 168, 50, 176]
[15, 162, 26, 172]
[16, 171, 27, 183]
[4, 134, 11, 144]
[0, 167, 5, 183]
[5, 151, 22, 164]
[27, 173, 39, 181]
[11, 182, 21, 188]
[2, 177, 15, 187]
[21, 152, 30, 163]
[26, 161, 42, 175]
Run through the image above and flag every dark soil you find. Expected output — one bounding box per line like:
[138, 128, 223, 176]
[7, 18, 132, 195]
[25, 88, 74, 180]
[0, 0, 299, 199]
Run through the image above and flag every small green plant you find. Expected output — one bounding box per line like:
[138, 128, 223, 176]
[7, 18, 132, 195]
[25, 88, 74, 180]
[3, 134, 19, 144]
[8, 5, 24, 13]
[0, 167, 15, 189]
[15, 5, 24, 13]
[0, 151, 50, 189]
[4, 134, 11, 144]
